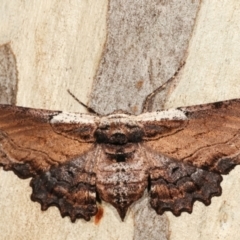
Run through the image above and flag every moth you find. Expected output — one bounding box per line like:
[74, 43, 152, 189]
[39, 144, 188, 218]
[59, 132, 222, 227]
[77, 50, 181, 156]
[1, 99, 240, 222]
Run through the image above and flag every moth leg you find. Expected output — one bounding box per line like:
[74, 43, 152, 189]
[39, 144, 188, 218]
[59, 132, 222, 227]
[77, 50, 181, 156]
[148, 154, 222, 216]
[30, 154, 98, 222]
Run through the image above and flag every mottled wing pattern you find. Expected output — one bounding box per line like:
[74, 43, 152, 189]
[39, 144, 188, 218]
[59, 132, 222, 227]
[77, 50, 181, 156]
[144, 149, 222, 216]
[0, 104, 99, 221]
[30, 147, 99, 221]
[2, 99, 240, 221]
[138, 99, 240, 216]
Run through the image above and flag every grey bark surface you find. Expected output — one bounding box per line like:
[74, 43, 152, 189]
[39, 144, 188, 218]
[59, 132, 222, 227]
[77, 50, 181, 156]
[1, 0, 240, 240]
[165, 1, 240, 239]
[132, 192, 169, 240]
[90, 0, 200, 115]
[0, 43, 18, 104]
[89, 2, 200, 239]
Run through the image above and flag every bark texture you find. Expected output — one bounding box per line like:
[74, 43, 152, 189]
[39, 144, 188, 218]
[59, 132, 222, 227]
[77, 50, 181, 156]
[0, 44, 17, 104]
[1, 0, 240, 240]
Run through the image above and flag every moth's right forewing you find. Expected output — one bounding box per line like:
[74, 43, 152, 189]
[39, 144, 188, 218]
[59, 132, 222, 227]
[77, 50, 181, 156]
[136, 109, 187, 140]
[142, 99, 240, 173]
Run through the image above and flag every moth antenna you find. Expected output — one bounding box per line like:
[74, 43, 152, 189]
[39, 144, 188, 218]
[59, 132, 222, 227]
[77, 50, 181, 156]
[67, 89, 99, 115]
[142, 61, 186, 113]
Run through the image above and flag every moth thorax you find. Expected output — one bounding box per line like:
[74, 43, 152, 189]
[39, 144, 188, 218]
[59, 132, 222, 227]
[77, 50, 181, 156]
[103, 143, 136, 162]
[94, 123, 144, 145]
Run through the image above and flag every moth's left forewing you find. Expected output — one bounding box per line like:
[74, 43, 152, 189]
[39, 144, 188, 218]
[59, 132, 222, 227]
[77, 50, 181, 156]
[50, 112, 99, 142]
[50, 111, 100, 142]
[0, 105, 101, 221]
[0, 105, 99, 177]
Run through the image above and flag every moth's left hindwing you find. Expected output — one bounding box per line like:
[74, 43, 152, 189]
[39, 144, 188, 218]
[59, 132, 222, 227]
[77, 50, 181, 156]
[0, 105, 100, 221]
[30, 149, 99, 222]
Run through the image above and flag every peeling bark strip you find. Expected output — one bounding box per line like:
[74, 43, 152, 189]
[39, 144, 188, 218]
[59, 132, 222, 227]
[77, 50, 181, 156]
[90, 0, 201, 115]
[0, 43, 18, 105]
[1, 99, 240, 221]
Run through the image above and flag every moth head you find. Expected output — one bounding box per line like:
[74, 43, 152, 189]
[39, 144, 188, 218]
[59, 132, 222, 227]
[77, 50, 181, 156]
[95, 115, 144, 145]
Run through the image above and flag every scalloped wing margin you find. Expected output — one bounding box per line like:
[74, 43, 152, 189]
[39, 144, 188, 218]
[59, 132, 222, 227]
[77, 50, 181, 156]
[148, 154, 222, 215]
[30, 151, 98, 222]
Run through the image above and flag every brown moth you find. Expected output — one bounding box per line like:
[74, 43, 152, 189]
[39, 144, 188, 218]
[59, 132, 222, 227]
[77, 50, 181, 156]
[1, 99, 240, 222]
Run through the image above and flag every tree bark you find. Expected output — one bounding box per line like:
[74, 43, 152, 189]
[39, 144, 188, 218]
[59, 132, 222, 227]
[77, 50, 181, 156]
[0, 1, 240, 240]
